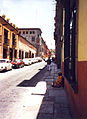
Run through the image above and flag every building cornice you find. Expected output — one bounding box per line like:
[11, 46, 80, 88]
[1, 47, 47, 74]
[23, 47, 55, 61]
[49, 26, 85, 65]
[0, 16, 18, 34]
[18, 28, 42, 33]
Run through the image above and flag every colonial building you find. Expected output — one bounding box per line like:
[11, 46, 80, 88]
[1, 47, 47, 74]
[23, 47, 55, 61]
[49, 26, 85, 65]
[54, 0, 87, 118]
[18, 28, 42, 57]
[0, 15, 37, 61]
[39, 37, 45, 58]
[44, 42, 51, 59]
[38, 37, 51, 59]
[0, 15, 18, 61]
[18, 35, 36, 59]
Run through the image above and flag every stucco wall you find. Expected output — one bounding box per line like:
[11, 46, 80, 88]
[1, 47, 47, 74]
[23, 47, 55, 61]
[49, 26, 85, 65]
[0, 22, 18, 59]
[78, 0, 87, 61]
[18, 36, 36, 55]
[62, 0, 87, 118]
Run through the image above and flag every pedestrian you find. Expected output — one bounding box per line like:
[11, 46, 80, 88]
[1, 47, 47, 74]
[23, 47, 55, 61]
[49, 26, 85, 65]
[47, 57, 51, 71]
[52, 72, 64, 88]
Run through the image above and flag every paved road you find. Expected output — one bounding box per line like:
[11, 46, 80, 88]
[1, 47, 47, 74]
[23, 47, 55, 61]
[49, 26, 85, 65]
[0, 62, 74, 119]
[0, 61, 47, 119]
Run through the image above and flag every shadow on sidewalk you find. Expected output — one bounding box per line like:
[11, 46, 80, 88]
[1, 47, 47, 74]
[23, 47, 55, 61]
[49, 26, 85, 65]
[17, 66, 47, 87]
[17, 62, 74, 119]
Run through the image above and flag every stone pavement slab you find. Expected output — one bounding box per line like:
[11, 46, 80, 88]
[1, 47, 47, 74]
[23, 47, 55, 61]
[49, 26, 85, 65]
[37, 113, 53, 119]
[39, 101, 54, 113]
[37, 62, 74, 119]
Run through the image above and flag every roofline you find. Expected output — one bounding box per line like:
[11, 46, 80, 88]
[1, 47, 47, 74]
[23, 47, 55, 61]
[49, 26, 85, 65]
[0, 16, 18, 33]
[18, 28, 42, 33]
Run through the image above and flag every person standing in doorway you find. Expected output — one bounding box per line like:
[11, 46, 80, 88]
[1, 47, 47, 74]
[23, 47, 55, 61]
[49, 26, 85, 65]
[47, 57, 51, 71]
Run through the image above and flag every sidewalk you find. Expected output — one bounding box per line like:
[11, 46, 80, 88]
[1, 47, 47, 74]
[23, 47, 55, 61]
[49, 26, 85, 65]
[0, 62, 74, 119]
[36, 62, 74, 119]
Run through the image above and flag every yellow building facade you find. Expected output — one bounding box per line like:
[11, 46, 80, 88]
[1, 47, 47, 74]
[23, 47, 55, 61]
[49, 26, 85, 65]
[61, 0, 87, 118]
[78, 0, 87, 61]
[0, 16, 18, 60]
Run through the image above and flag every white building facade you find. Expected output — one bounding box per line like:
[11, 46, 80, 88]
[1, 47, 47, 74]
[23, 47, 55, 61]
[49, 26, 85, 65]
[18, 28, 42, 57]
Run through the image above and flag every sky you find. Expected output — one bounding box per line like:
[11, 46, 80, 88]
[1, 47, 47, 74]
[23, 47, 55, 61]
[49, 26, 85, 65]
[0, 0, 56, 49]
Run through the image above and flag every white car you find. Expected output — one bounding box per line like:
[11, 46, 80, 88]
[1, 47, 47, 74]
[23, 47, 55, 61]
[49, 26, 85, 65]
[23, 58, 32, 66]
[0, 59, 12, 71]
[36, 57, 43, 62]
[32, 58, 38, 63]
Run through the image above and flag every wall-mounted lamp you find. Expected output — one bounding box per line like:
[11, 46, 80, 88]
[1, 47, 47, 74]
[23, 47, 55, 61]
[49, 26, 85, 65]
[60, 36, 64, 43]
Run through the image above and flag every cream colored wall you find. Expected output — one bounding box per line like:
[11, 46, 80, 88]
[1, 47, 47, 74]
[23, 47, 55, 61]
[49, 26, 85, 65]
[18, 37, 36, 55]
[78, 0, 87, 61]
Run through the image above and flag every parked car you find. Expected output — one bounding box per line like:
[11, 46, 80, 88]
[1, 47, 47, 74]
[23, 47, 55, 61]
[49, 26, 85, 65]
[0, 59, 12, 71]
[32, 58, 38, 63]
[36, 57, 43, 62]
[11, 59, 24, 68]
[23, 58, 32, 66]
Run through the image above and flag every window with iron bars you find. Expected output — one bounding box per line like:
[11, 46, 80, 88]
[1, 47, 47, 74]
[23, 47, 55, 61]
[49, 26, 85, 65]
[64, 0, 78, 93]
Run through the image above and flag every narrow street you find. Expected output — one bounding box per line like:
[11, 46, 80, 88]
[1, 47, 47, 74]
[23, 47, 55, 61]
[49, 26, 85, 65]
[0, 61, 47, 119]
[0, 62, 73, 119]
[0, 0, 87, 118]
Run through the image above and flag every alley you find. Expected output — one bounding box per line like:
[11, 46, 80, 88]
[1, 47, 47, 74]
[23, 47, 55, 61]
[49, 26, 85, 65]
[0, 62, 73, 119]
